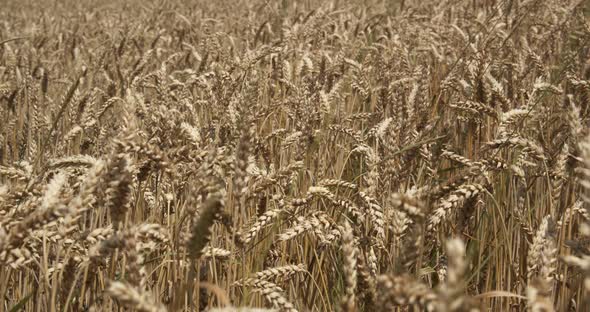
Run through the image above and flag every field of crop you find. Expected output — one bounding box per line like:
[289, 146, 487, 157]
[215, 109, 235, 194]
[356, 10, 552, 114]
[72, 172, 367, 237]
[1, 0, 590, 311]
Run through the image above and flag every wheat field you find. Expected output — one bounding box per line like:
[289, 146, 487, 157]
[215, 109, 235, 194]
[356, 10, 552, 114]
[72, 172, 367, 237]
[1, 0, 590, 311]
